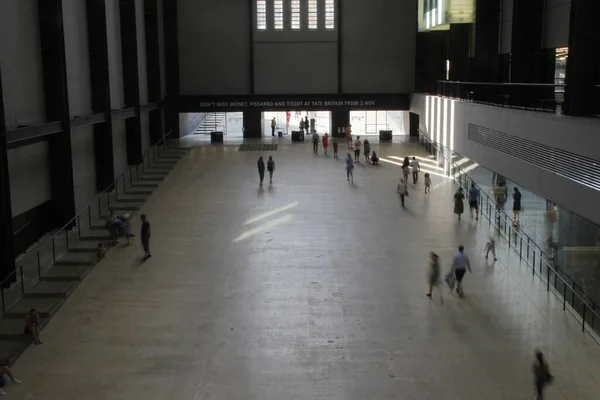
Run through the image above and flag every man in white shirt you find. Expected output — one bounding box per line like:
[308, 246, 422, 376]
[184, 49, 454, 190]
[410, 157, 420, 184]
[451, 245, 471, 296]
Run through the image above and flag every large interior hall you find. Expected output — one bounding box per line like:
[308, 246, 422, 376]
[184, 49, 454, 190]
[1, 0, 600, 399]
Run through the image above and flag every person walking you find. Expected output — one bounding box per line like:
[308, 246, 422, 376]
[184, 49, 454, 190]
[346, 153, 354, 182]
[402, 165, 410, 185]
[513, 187, 522, 225]
[304, 116, 310, 134]
[533, 351, 553, 400]
[353, 136, 362, 162]
[24, 308, 42, 345]
[485, 237, 497, 261]
[140, 214, 151, 261]
[271, 117, 276, 136]
[257, 156, 266, 186]
[299, 119, 305, 134]
[267, 156, 275, 184]
[0, 366, 22, 396]
[469, 183, 479, 220]
[346, 125, 353, 149]
[451, 245, 471, 296]
[426, 252, 443, 304]
[312, 131, 320, 154]
[410, 156, 420, 184]
[397, 178, 408, 208]
[333, 137, 339, 158]
[454, 188, 465, 221]
[322, 133, 329, 155]
[363, 139, 371, 163]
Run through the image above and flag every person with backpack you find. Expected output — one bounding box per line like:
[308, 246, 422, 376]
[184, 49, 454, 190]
[271, 117, 276, 136]
[312, 132, 320, 154]
[426, 252, 443, 303]
[532, 351, 553, 399]
[267, 156, 275, 184]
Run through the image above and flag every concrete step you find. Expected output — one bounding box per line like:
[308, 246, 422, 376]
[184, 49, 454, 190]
[23, 281, 77, 299]
[79, 233, 112, 242]
[114, 196, 147, 203]
[67, 238, 105, 253]
[3, 297, 65, 318]
[109, 203, 141, 212]
[138, 175, 164, 182]
[126, 188, 153, 195]
[0, 339, 29, 366]
[0, 317, 48, 339]
[54, 253, 96, 267]
[40, 266, 91, 281]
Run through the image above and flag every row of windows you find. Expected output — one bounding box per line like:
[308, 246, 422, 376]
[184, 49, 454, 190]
[257, 0, 335, 31]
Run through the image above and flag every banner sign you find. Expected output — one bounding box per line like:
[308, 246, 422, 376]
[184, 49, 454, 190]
[173, 94, 410, 112]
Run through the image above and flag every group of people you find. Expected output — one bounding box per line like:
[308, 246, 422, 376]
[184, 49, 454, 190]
[310, 132, 380, 165]
[257, 156, 276, 186]
[396, 156, 432, 207]
[102, 214, 152, 261]
[453, 183, 522, 225]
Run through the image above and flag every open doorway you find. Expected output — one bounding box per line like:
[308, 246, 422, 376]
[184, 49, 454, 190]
[263, 111, 332, 136]
[349, 111, 408, 136]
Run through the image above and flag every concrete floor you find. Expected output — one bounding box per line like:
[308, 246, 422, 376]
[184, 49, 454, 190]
[8, 140, 600, 399]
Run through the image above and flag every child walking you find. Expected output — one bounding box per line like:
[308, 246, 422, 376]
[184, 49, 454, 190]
[424, 173, 431, 194]
[397, 178, 408, 208]
[485, 237, 497, 261]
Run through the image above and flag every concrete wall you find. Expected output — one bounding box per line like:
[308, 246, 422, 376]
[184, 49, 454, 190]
[411, 93, 600, 226]
[178, 0, 252, 95]
[543, 0, 571, 49]
[177, 0, 416, 95]
[499, 0, 513, 54]
[1, 0, 162, 227]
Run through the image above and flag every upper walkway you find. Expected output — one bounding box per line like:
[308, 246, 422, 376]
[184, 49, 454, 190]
[7, 139, 600, 399]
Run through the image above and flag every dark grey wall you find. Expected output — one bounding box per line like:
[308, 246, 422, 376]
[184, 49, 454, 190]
[177, 0, 416, 95]
[1, 0, 162, 220]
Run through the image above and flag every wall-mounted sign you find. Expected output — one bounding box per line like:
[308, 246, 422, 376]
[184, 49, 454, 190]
[171, 94, 410, 112]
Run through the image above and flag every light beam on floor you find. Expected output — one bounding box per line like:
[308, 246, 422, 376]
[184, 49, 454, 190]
[243, 202, 299, 225]
[379, 157, 450, 179]
[234, 215, 294, 242]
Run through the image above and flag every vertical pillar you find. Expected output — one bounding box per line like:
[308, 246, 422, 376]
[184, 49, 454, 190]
[163, 0, 180, 137]
[86, 0, 115, 190]
[243, 110, 262, 138]
[510, 0, 544, 83]
[449, 24, 471, 82]
[473, 0, 501, 82]
[119, 0, 143, 165]
[331, 108, 349, 138]
[38, 0, 76, 227]
[564, 0, 600, 116]
[144, 0, 164, 145]
[415, 31, 448, 93]
[0, 65, 16, 284]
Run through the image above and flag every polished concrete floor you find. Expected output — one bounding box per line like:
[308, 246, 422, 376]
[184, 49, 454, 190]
[9, 140, 600, 399]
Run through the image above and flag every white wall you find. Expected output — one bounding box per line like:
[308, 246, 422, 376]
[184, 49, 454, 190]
[0, 0, 46, 128]
[411, 93, 600, 226]
[341, 0, 415, 93]
[7, 142, 52, 217]
[178, 0, 251, 95]
[543, 0, 571, 49]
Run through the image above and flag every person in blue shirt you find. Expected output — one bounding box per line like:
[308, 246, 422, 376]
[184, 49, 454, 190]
[469, 183, 479, 220]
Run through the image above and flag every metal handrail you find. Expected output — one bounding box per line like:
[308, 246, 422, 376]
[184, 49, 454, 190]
[439, 80, 566, 88]
[420, 133, 600, 336]
[0, 131, 176, 307]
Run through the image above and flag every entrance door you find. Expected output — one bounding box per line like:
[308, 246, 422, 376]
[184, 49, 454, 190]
[349, 111, 407, 135]
[263, 111, 332, 136]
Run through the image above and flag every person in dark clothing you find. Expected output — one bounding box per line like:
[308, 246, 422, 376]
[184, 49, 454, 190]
[140, 214, 151, 261]
[513, 187, 522, 224]
[267, 156, 275, 184]
[532, 351, 553, 400]
[454, 188, 465, 221]
[304, 117, 310, 134]
[257, 156, 266, 186]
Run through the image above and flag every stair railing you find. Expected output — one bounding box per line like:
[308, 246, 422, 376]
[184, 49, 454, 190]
[419, 132, 600, 339]
[0, 131, 177, 312]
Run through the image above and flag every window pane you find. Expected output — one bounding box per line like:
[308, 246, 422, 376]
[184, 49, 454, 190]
[325, 0, 335, 29]
[291, 0, 301, 30]
[256, 0, 267, 30]
[308, 0, 318, 29]
[274, 0, 283, 30]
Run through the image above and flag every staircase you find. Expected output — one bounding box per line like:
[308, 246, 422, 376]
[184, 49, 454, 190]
[194, 112, 226, 134]
[0, 145, 188, 366]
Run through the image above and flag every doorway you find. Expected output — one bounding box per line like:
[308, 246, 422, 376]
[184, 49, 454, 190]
[349, 110, 408, 136]
[263, 111, 332, 136]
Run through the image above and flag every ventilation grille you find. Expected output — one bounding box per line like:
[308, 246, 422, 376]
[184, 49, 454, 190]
[238, 144, 278, 152]
[468, 123, 600, 191]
